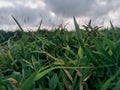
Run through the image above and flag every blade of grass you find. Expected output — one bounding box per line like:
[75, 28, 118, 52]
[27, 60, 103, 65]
[94, 39, 112, 60]
[71, 73, 78, 90]
[12, 16, 24, 32]
[34, 66, 91, 81]
[78, 46, 84, 59]
[110, 20, 116, 42]
[8, 50, 14, 62]
[62, 76, 70, 90]
[73, 16, 98, 65]
[21, 72, 37, 90]
[63, 69, 73, 82]
[100, 68, 120, 90]
[99, 37, 115, 50]
[33, 51, 58, 61]
[110, 20, 115, 30]
[37, 19, 42, 30]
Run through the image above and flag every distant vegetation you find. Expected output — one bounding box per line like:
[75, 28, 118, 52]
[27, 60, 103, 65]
[0, 17, 120, 90]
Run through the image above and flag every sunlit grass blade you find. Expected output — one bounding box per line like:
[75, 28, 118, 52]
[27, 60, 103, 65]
[7, 50, 14, 62]
[34, 66, 62, 81]
[34, 66, 91, 81]
[78, 46, 84, 59]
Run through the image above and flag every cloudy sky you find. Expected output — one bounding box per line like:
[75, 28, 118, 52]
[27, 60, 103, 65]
[0, 0, 120, 31]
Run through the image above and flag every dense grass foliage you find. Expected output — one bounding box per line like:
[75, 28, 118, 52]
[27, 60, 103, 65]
[0, 18, 120, 90]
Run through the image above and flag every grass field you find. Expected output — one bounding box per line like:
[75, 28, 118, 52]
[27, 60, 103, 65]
[0, 17, 120, 90]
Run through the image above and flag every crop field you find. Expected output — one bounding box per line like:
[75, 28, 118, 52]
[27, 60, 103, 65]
[0, 17, 120, 90]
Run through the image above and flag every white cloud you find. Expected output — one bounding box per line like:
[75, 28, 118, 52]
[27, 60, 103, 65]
[96, 0, 107, 6]
[0, 1, 15, 8]
[25, 1, 46, 9]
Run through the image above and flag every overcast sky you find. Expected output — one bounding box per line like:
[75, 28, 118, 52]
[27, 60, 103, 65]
[0, 0, 120, 31]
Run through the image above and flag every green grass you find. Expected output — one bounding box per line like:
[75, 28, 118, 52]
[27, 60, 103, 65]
[0, 17, 120, 90]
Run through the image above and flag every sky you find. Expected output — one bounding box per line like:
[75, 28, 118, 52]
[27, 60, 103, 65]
[0, 0, 120, 31]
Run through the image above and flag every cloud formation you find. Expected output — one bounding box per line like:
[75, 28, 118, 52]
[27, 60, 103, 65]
[44, 0, 95, 17]
[0, 0, 120, 31]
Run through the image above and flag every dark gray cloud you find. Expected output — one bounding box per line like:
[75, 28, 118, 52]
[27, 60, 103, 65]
[0, 0, 61, 30]
[0, 0, 120, 31]
[0, 2, 46, 24]
[44, 0, 95, 17]
[44, 0, 120, 18]
[91, 0, 120, 17]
